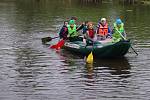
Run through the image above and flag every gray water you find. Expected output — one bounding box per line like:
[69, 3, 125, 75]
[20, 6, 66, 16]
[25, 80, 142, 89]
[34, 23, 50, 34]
[0, 0, 150, 100]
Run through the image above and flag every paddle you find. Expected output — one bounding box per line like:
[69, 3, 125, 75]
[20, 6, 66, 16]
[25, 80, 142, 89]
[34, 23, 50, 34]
[115, 29, 138, 56]
[86, 51, 93, 64]
[50, 39, 65, 50]
[49, 19, 83, 50]
[50, 31, 76, 50]
[41, 36, 59, 44]
[86, 40, 94, 64]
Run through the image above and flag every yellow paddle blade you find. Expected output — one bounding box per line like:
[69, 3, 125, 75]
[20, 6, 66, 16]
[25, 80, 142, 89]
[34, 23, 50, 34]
[86, 52, 93, 64]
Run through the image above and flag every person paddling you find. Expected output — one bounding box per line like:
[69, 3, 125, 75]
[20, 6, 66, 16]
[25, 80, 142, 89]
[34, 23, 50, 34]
[67, 20, 82, 42]
[59, 16, 78, 40]
[97, 18, 111, 40]
[112, 18, 126, 42]
[59, 21, 68, 40]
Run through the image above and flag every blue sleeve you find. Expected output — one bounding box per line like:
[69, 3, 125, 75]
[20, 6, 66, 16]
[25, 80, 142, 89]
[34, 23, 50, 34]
[108, 27, 111, 33]
[108, 26, 114, 36]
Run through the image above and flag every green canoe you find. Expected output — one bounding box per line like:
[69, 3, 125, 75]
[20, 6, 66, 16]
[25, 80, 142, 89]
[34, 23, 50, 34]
[63, 39, 131, 58]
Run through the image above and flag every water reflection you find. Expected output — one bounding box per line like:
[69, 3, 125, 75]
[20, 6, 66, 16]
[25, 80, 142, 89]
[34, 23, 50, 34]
[77, 58, 132, 100]
[0, 0, 150, 100]
[61, 50, 131, 79]
[85, 63, 94, 79]
[82, 57, 131, 87]
[94, 58, 131, 76]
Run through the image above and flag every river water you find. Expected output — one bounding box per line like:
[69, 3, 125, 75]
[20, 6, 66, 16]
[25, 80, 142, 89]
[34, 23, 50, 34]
[0, 0, 150, 100]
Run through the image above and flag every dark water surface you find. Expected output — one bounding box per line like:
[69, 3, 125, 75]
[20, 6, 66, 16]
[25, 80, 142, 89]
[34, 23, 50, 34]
[0, 0, 150, 100]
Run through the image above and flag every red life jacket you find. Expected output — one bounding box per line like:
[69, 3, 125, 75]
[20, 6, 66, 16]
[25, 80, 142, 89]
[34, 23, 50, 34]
[98, 23, 108, 36]
[88, 29, 95, 38]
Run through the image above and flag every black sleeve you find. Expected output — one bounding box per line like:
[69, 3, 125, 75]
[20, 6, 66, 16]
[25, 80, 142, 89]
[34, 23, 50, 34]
[59, 27, 68, 38]
[59, 27, 64, 37]
[76, 24, 84, 31]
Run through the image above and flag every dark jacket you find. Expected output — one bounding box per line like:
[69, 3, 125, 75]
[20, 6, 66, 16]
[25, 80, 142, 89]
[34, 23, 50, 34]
[59, 25, 68, 40]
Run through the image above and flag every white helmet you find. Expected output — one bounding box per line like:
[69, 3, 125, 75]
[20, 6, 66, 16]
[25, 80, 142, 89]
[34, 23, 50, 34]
[101, 18, 106, 22]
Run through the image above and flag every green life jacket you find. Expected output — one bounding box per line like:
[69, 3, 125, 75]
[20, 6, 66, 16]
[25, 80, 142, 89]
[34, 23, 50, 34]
[67, 25, 77, 37]
[113, 23, 124, 33]
[112, 23, 125, 42]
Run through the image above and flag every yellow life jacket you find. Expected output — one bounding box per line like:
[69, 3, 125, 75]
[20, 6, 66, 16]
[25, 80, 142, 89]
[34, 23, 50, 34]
[113, 23, 124, 33]
[112, 23, 125, 42]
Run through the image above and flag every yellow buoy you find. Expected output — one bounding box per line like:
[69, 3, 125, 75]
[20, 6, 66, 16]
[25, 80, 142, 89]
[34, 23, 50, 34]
[86, 52, 93, 64]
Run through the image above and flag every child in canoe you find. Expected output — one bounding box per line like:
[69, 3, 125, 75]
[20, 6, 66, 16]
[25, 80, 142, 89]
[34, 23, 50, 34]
[84, 22, 97, 45]
[111, 18, 126, 42]
[97, 18, 111, 40]
[59, 21, 68, 40]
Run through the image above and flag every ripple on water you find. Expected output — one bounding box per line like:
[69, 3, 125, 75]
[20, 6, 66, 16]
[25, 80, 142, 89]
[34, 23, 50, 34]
[0, 0, 150, 100]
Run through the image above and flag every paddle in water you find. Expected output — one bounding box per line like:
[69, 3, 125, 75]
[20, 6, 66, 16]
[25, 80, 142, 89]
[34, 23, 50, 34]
[86, 40, 94, 64]
[116, 16, 138, 56]
[50, 39, 65, 50]
[86, 51, 93, 64]
[41, 36, 59, 44]
[115, 29, 138, 56]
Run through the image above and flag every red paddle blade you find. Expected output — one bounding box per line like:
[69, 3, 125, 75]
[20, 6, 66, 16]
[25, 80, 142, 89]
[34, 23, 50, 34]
[56, 39, 65, 49]
[50, 44, 57, 49]
[50, 39, 65, 49]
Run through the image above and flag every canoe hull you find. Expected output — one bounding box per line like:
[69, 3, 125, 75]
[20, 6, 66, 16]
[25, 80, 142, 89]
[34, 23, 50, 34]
[63, 40, 131, 58]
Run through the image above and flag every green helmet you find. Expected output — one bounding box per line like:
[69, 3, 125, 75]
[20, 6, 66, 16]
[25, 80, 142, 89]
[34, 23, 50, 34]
[69, 20, 75, 25]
